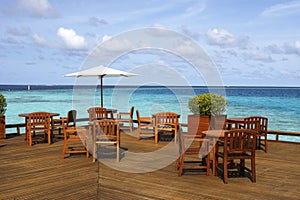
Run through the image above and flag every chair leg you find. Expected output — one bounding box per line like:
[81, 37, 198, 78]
[93, 143, 97, 162]
[174, 129, 177, 144]
[178, 154, 185, 176]
[29, 133, 32, 146]
[48, 130, 51, 145]
[155, 128, 158, 143]
[62, 139, 67, 159]
[265, 136, 268, 153]
[175, 156, 181, 170]
[239, 159, 245, 176]
[129, 123, 133, 135]
[116, 142, 120, 162]
[251, 158, 256, 182]
[224, 159, 228, 184]
[136, 128, 140, 140]
[206, 154, 210, 176]
[85, 138, 89, 158]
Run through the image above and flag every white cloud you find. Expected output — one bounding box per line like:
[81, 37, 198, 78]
[88, 17, 108, 26]
[206, 28, 249, 49]
[184, 0, 206, 17]
[152, 23, 165, 29]
[32, 33, 48, 47]
[102, 35, 112, 42]
[7, 27, 31, 37]
[264, 44, 284, 54]
[180, 25, 200, 40]
[101, 37, 134, 52]
[261, 1, 300, 17]
[57, 27, 87, 50]
[174, 41, 197, 55]
[243, 51, 274, 63]
[18, 0, 56, 17]
[283, 41, 300, 55]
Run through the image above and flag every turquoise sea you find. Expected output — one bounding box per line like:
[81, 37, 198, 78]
[1, 85, 300, 142]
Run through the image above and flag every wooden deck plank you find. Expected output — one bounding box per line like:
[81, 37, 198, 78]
[0, 131, 299, 199]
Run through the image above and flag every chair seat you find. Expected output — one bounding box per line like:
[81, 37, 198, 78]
[217, 152, 252, 159]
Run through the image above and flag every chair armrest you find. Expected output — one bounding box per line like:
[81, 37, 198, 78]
[117, 112, 130, 119]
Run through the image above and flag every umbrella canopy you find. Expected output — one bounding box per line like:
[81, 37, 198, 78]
[65, 65, 137, 107]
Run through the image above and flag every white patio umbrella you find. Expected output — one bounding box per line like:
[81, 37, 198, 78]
[64, 65, 137, 107]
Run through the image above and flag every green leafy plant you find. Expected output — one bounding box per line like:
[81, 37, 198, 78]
[188, 93, 226, 116]
[0, 93, 7, 117]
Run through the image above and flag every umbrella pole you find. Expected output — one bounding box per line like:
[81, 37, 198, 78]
[100, 76, 103, 107]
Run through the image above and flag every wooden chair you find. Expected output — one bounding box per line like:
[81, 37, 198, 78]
[52, 110, 76, 138]
[176, 127, 211, 176]
[135, 110, 154, 141]
[117, 106, 134, 135]
[216, 129, 257, 184]
[244, 116, 268, 153]
[211, 114, 227, 130]
[154, 112, 179, 144]
[26, 112, 51, 146]
[88, 107, 113, 121]
[88, 107, 114, 136]
[92, 119, 120, 162]
[62, 125, 89, 159]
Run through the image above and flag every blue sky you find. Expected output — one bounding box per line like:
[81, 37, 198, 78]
[0, 0, 300, 86]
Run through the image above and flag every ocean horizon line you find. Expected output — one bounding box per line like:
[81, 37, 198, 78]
[1, 84, 300, 92]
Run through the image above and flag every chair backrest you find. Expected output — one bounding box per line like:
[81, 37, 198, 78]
[244, 116, 268, 133]
[67, 110, 77, 127]
[223, 129, 257, 154]
[178, 126, 209, 150]
[211, 114, 227, 130]
[88, 107, 109, 121]
[93, 119, 119, 141]
[136, 110, 141, 125]
[27, 112, 51, 129]
[155, 112, 179, 127]
[129, 106, 134, 119]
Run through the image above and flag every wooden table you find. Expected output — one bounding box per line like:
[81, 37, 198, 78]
[226, 118, 245, 130]
[202, 130, 228, 176]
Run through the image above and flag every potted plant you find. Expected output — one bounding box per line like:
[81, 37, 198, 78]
[0, 93, 7, 139]
[188, 93, 227, 136]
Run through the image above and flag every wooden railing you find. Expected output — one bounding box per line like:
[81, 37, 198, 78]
[5, 121, 300, 144]
[5, 118, 90, 136]
[267, 130, 300, 144]
[5, 123, 26, 135]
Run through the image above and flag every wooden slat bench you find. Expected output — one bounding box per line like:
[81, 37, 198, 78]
[268, 130, 300, 143]
[5, 123, 26, 135]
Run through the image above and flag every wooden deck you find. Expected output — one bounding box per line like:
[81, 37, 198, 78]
[0, 131, 299, 200]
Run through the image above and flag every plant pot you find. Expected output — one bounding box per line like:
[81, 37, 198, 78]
[0, 116, 6, 139]
[211, 114, 227, 130]
[188, 115, 211, 137]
